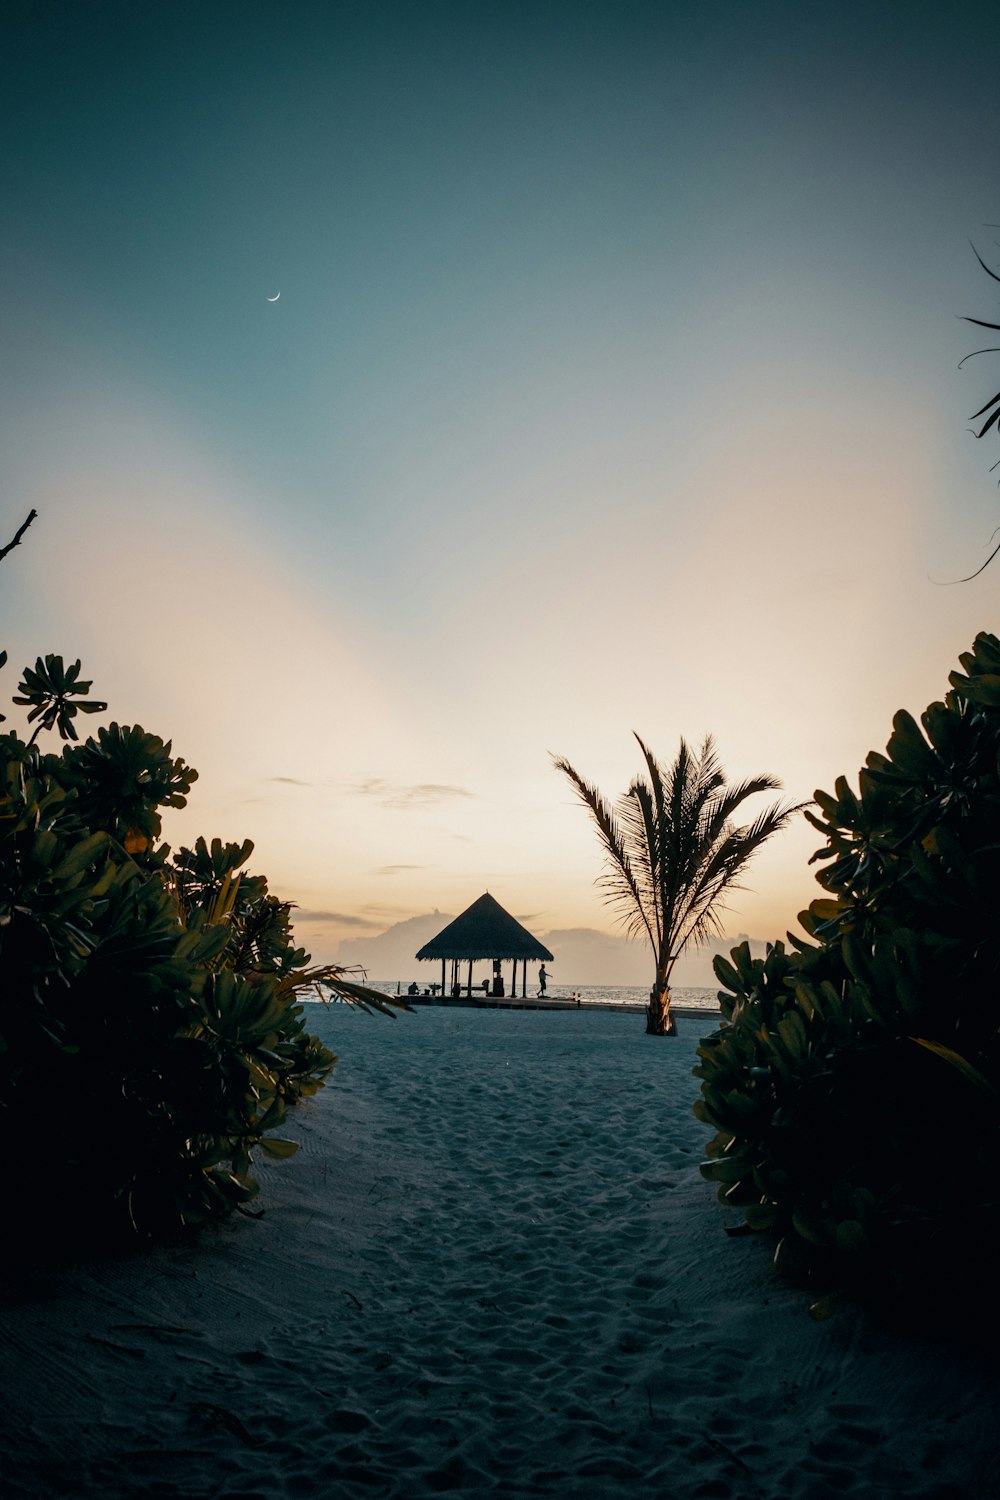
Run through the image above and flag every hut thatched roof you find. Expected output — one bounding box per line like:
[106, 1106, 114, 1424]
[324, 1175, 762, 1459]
[415, 893, 554, 962]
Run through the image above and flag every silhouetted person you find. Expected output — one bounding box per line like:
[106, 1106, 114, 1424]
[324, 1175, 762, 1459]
[538, 963, 549, 996]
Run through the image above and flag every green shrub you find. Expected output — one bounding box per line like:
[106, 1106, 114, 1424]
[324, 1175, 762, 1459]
[0, 654, 399, 1253]
[695, 633, 1000, 1319]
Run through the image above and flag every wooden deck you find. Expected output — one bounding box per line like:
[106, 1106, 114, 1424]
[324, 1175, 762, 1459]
[405, 994, 579, 1012]
[402, 994, 716, 1018]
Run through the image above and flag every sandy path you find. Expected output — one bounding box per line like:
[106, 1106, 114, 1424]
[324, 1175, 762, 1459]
[2, 1007, 997, 1498]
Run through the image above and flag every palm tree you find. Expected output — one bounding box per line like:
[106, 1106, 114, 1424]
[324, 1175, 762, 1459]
[553, 734, 804, 1035]
[957, 241, 1000, 578]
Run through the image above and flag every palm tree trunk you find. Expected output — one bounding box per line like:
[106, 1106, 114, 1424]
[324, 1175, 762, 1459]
[645, 979, 677, 1036]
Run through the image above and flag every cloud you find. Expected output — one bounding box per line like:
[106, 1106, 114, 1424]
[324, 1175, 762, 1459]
[295, 910, 382, 928]
[377, 864, 427, 876]
[354, 778, 474, 809]
[334, 911, 457, 972]
[268, 776, 312, 786]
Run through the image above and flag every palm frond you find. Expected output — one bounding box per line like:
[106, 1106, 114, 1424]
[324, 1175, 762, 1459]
[664, 735, 696, 873]
[666, 737, 726, 901]
[955, 534, 1000, 582]
[671, 798, 805, 955]
[633, 734, 669, 829]
[700, 774, 784, 849]
[691, 734, 725, 799]
[631, 735, 668, 909]
[553, 755, 656, 950]
[620, 776, 663, 946]
[970, 240, 1000, 285]
[290, 964, 412, 1016]
[973, 405, 1000, 440]
[958, 347, 1000, 369]
[969, 390, 1000, 422]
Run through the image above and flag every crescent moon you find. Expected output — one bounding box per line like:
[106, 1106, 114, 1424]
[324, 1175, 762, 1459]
[267, 291, 281, 302]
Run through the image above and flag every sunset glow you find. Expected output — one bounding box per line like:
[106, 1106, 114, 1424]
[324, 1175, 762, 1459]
[3, 1, 999, 979]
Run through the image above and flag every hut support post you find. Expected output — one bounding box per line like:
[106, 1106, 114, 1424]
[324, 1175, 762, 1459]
[522, 963, 527, 998]
[441, 958, 445, 998]
[466, 959, 473, 997]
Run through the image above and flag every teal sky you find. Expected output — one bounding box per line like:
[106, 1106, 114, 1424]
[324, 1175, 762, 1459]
[4, 1, 1000, 975]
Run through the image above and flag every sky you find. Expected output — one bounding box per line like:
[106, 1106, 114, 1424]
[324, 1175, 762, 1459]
[3, 0, 1000, 983]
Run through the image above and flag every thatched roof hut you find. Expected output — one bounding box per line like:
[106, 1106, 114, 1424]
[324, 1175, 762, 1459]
[416, 893, 553, 962]
[416, 893, 553, 999]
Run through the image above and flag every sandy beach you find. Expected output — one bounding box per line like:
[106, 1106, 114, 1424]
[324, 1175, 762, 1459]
[3, 1005, 998, 1499]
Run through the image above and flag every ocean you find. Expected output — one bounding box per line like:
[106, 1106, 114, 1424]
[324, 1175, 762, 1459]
[364, 980, 722, 1014]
